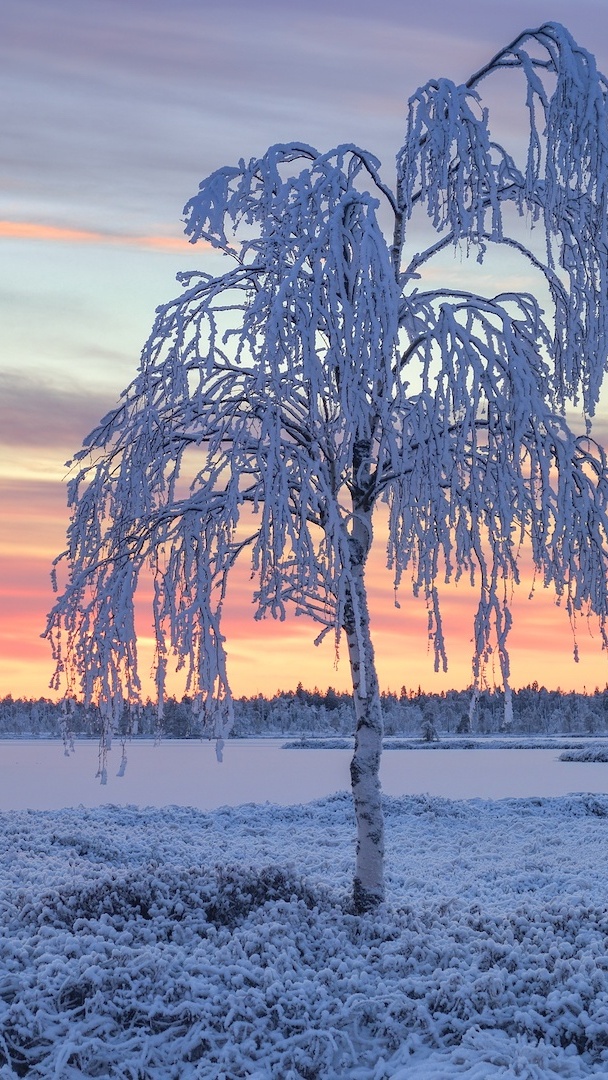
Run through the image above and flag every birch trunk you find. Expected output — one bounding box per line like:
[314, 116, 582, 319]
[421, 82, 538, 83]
[344, 462, 385, 912]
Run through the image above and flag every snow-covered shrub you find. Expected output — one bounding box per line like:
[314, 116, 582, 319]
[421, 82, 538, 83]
[560, 747, 608, 763]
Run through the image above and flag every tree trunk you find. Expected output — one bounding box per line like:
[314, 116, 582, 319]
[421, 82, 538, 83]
[344, 493, 385, 913]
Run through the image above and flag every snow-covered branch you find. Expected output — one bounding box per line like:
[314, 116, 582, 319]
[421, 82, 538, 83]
[47, 23, 608, 903]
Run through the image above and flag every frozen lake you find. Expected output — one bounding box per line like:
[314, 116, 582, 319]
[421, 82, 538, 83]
[2, 737, 608, 810]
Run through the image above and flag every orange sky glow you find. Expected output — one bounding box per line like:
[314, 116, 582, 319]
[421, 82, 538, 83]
[2, 473, 608, 702]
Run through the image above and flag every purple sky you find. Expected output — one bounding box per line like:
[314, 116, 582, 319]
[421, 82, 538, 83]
[3, 0, 608, 699]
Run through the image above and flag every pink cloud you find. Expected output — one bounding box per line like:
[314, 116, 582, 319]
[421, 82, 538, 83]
[0, 220, 209, 253]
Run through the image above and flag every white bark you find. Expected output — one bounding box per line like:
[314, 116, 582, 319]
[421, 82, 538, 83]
[345, 455, 384, 912]
[345, 548, 385, 912]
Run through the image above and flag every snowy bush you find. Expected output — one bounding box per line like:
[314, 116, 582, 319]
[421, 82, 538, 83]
[560, 747, 608, 763]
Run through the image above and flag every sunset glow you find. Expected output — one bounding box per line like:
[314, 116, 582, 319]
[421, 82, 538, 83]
[3, 0, 608, 703]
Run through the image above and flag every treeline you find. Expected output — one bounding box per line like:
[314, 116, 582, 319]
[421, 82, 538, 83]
[1, 681, 608, 739]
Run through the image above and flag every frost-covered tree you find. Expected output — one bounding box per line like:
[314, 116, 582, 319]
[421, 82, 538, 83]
[47, 24, 608, 911]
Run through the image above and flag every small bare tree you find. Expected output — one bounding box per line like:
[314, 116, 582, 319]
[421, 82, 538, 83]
[48, 23, 608, 910]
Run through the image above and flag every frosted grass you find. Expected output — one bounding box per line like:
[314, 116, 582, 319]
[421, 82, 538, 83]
[2, 794, 608, 1077]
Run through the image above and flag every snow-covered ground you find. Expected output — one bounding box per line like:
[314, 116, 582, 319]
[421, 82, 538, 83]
[2, 791, 608, 1077]
[3, 738, 608, 810]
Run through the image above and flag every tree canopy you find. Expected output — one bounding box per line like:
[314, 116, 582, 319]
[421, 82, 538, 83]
[47, 23, 608, 908]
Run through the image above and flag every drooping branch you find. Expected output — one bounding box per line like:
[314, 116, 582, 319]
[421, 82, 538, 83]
[47, 21, 608, 760]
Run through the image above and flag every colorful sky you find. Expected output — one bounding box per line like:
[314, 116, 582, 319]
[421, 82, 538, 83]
[3, 0, 608, 703]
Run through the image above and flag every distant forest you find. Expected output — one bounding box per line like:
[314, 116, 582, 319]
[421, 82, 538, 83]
[2, 683, 608, 740]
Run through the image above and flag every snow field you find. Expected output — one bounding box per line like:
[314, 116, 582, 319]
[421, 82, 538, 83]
[1, 793, 608, 1078]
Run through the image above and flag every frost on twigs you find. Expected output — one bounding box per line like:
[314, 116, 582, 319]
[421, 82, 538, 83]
[47, 23, 608, 903]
